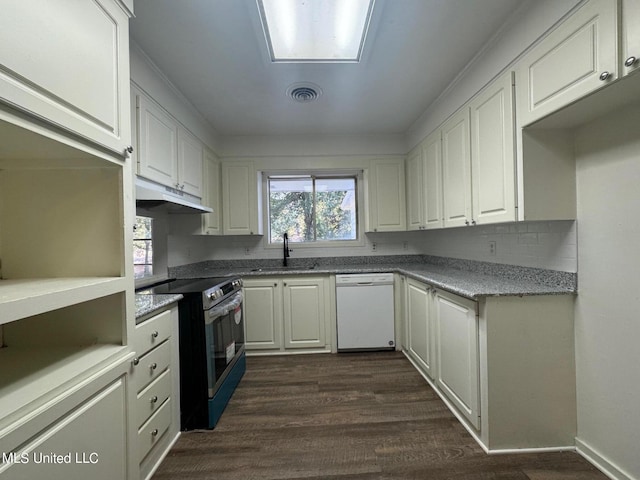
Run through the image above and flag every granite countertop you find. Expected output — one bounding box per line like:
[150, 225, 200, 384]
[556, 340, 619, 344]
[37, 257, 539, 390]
[168, 255, 576, 301]
[135, 293, 183, 320]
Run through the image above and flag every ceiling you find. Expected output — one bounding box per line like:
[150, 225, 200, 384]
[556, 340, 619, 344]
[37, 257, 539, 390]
[130, 0, 528, 138]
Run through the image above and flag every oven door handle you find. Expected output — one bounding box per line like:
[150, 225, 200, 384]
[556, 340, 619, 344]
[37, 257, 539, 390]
[205, 291, 243, 324]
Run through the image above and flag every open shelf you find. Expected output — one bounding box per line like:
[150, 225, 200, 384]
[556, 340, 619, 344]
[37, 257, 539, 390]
[0, 277, 128, 325]
[0, 344, 130, 430]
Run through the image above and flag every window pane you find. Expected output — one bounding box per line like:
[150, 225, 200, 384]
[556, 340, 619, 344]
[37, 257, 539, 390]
[133, 216, 153, 278]
[269, 178, 314, 243]
[268, 175, 358, 244]
[315, 178, 357, 241]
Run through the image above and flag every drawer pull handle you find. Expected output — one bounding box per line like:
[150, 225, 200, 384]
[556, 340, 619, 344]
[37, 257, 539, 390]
[150, 395, 158, 404]
[150, 363, 157, 371]
[151, 429, 159, 437]
[132, 357, 140, 366]
[152, 331, 159, 338]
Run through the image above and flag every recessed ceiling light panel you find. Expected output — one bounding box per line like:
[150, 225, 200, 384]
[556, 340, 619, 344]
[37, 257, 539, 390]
[258, 0, 375, 62]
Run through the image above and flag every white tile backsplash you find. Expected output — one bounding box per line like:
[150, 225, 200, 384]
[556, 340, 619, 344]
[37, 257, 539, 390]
[168, 220, 577, 273]
[413, 220, 577, 272]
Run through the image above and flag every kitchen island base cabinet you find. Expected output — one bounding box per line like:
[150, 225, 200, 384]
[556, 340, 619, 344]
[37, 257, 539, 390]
[243, 276, 332, 354]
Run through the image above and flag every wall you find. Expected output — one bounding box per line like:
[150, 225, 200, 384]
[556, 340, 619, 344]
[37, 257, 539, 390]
[405, 0, 582, 149]
[573, 104, 640, 480]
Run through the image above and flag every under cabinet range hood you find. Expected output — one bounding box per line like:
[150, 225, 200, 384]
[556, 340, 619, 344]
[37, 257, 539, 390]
[135, 177, 213, 214]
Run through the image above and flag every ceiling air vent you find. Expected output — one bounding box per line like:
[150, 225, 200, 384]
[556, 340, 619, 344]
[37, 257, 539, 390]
[287, 82, 322, 103]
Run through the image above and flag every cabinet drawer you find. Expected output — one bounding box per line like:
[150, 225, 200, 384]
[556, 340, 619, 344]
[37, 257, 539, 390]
[138, 398, 171, 463]
[131, 340, 171, 394]
[133, 308, 172, 355]
[136, 368, 171, 429]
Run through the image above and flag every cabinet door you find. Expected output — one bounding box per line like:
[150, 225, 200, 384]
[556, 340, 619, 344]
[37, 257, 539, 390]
[622, 0, 640, 76]
[0, 0, 131, 154]
[422, 130, 444, 230]
[202, 149, 222, 235]
[243, 279, 282, 350]
[442, 109, 472, 228]
[177, 128, 203, 197]
[435, 290, 480, 429]
[470, 72, 516, 225]
[137, 94, 178, 188]
[516, 0, 618, 126]
[2, 379, 127, 480]
[283, 277, 327, 349]
[366, 159, 407, 232]
[406, 148, 425, 231]
[406, 278, 434, 378]
[222, 161, 262, 235]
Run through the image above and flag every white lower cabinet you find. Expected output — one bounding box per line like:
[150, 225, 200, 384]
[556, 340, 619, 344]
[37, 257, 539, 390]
[401, 276, 576, 450]
[405, 278, 435, 378]
[434, 290, 480, 430]
[131, 306, 180, 480]
[0, 357, 132, 480]
[243, 279, 283, 351]
[283, 277, 327, 349]
[243, 276, 331, 353]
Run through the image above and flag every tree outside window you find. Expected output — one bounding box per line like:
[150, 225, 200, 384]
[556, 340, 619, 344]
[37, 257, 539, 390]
[133, 216, 153, 278]
[268, 175, 357, 244]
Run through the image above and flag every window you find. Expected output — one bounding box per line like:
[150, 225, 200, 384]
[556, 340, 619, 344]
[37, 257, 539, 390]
[133, 216, 153, 279]
[268, 175, 358, 244]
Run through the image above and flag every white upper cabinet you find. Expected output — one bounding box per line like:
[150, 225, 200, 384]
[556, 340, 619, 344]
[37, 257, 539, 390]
[406, 132, 444, 230]
[134, 88, 204, 197]
[136, 93, 179, 188]
[442, 108, 472, 228]
[516, 0, 618, 127]
[202, 149, 222, 235]
[0, 0, 131, 155]
[406, 148, 424, 231]
[622, 0, 640, 76]
[221, 161, 263, 235]
[177, 127, 204, 197]
[365, 158, 407, 232]
[422, 130, 444, 229]
[469, 72, 516, 225]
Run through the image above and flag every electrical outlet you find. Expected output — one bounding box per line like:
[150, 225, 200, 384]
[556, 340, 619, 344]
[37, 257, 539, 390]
[372, 242, 377, 252]
[403, 241, 409, 251]
[488, 241, 496, 256]
[244, 247, 251, 255]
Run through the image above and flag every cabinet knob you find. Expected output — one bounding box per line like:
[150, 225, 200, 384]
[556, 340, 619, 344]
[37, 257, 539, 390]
[132, 357, 139, 366]
[465, 220, 470, 226]
[471, 220, 476, 226]
[625, 56, 638, 67]
[274, 283, 277, 287]
[150, 395, 158, 404]
[151, 429, 159, 437]
[599, 71, 611, 81]
[151, 330, 159, 339]
[124, 145, 134, 156]
[150, 362, 157, 370]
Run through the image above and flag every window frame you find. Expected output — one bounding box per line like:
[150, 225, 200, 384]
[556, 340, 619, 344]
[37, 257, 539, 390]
[263, 170, 365, 249]
[133, 215, 154, 280]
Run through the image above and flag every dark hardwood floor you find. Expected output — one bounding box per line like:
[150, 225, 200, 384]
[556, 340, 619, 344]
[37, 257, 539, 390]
[152, 352, 605, 480]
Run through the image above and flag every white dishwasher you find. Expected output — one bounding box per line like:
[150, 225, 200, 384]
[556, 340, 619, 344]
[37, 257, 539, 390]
[336, 273, 395, 351]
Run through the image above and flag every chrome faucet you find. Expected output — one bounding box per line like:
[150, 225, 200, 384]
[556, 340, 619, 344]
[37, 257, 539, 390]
[283, 232, 290, 267]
